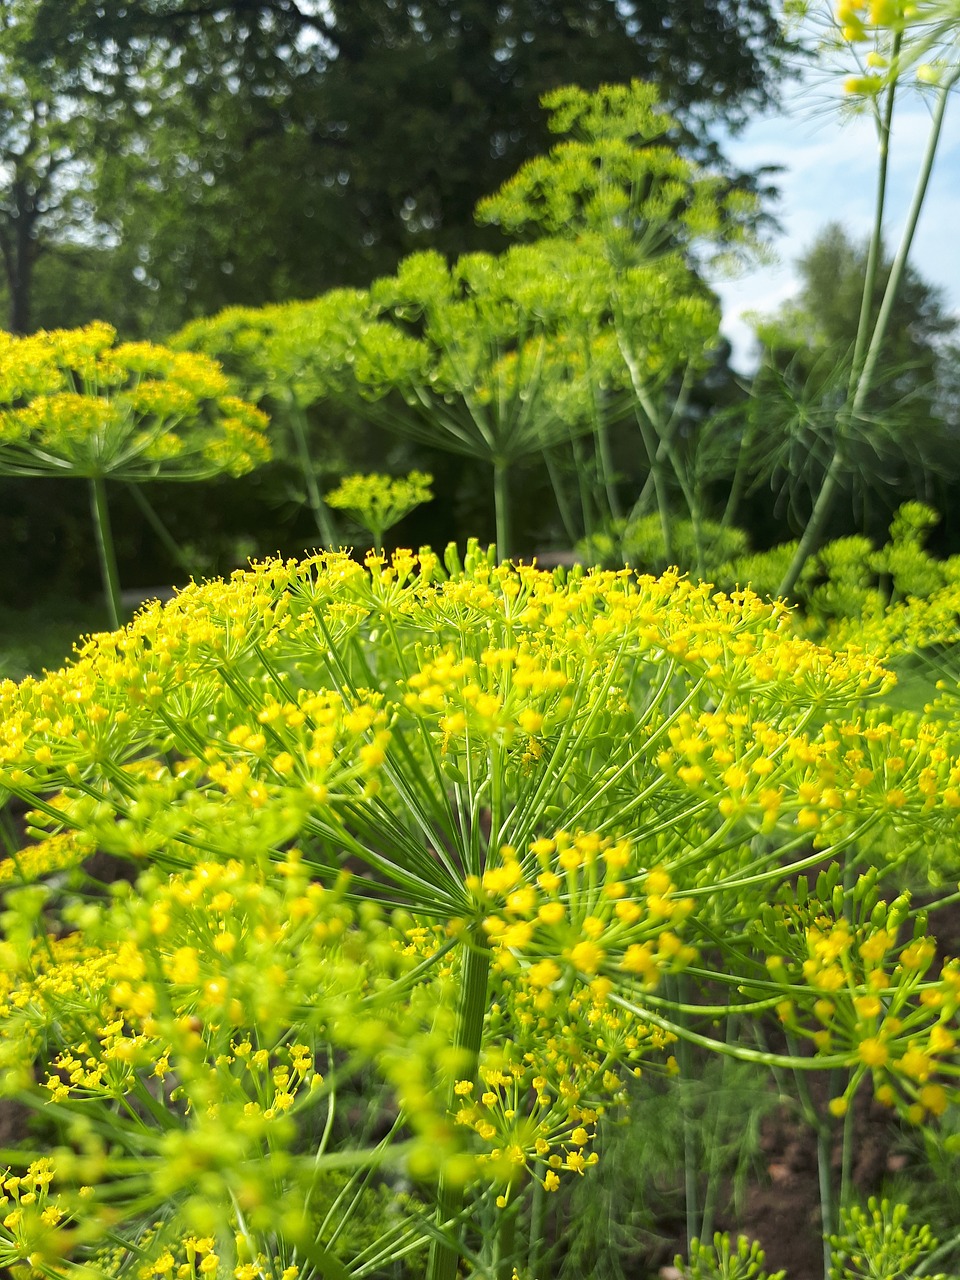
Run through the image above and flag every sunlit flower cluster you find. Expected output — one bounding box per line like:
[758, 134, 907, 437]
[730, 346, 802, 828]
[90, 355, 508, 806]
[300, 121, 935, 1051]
[4, 548, 960, 1275]
[325, 470, 434, 548]
[0, 322, 270, 481]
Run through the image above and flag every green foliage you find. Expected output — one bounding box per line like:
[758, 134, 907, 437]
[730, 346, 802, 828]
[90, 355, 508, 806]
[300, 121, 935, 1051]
[479, 80, 749, 563]
[13, 0, 787, 335]
[326, 471, 433, 549]
[558, 1059, 776, 1280]
[710, 503, 959, 628]
[677, 1234, 785, 1280]
[0, 600, 105, 681]
[828, 1198, 946, 1280]
[173, 82, 742, 560]
[0, 2, 111, 333]
[477, 80, 734, 386]
[742, 227, 958, 543]
[580, 516, 750, 575]
[758, 6, 960, 595]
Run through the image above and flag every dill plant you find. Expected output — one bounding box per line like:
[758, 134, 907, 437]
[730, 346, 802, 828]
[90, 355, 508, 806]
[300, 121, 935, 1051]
[324, 472, 433, 552]
[1, 548, 960, 1277]
[173, 81, 744, 564]
[771, 0, 960, 595]
[0, 322, 269, 627]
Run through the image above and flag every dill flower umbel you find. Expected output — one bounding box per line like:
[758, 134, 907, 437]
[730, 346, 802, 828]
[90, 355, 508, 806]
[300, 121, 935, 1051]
[3, 547, 960, 1277]
[0, 322, 269, 482]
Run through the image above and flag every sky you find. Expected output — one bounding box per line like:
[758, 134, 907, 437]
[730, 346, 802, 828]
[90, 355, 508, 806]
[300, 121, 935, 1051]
[712, 74, 960, 373]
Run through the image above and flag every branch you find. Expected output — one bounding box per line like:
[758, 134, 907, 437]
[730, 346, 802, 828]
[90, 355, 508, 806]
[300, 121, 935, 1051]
[115, 0, 334, 42]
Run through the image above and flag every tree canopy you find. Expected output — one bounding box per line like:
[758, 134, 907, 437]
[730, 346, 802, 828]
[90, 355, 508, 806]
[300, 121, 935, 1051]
[8, 0, 790, 333]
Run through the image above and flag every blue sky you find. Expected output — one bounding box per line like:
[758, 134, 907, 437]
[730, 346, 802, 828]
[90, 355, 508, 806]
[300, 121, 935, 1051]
[712, 77, 960, 372]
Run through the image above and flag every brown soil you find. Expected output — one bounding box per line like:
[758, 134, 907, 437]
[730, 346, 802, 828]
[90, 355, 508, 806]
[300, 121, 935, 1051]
[724, 1089, 897, 1280]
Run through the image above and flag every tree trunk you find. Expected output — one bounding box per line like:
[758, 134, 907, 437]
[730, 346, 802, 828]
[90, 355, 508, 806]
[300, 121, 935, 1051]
[8, 187, 36, 334]
[4, 178, 39, 334]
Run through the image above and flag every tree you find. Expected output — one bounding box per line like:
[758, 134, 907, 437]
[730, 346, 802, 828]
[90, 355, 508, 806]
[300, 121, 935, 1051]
[742, 223, 959, 545]
[14, 0, 791, 333]
[0, 4, 106, 332]
[757, 222, 955, 381]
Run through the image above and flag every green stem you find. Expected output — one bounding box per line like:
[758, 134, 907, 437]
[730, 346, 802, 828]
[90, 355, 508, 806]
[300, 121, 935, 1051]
[89, 475, 123, 630]
[543, 446, 581, 546]
[839, 1072, 855, 1210]
[677, 981, 699, 1254]
[789, 1042, 834, 1278]
[700, 1012, 739, 1242]
[778, 67, 958, 598]
[916, 1225, 960, 1275]
[528, 1175, 546, 1277]
[495, 1202, 518, 1280]
[856, 72, 958, 414]
[632, 403, 673, 563]
[427, 934, 491, 1280]
[570, 431, 595, 540]
[493, 459, 511, 563]
[850, 34, 901, 389]
[816, 1113, 835, 1279]
[584, 329, 622, 524]
[720, 409, 756, 531]
[596, 416, 621, 524]
[288, 400, 337, 546]
[125, 483, 195, 577]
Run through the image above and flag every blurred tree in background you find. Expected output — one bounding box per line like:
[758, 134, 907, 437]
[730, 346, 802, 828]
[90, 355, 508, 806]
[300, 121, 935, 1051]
[741, 224, 959, 548]
[8, 0, 788, 334]
[3, 0, 960, 618]
[0, 0, 792, 607]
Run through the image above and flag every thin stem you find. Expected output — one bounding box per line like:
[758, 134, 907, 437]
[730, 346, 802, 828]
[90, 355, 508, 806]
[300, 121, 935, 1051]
[850, 34, 901, 388]
[528, 1175, 546, 1277]
[720, 408, 756, 531]
[817, 1112, 835, 1278]
[583, 328, 622, 524]
[89, 475, 123, 630]
[570, 431, 596, 540]
[632, 402, 673, 562]
[493, 459, 511, 563]
[125, 483, 196, 577]
[778, 67, 958, 598]
[288, 399, 338, 546]
[543, 446, 581, 546]
[856, 72, 958, 410]
[699, 1012, 739, 1242]
[495, 1202, 518, 1280]
[839, 1072, 856, 1211]
[676, 977, 699, 1254]
[595, 417, 622, 524]
[427, 934, 491, 1280]
[788, 1039, 834, 1279]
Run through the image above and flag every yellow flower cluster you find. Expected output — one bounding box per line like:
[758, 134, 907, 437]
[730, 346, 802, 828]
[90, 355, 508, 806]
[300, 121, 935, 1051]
[835, 0, 953, 92]
[4, 548, 960, 1272]
[100, 1223, 303, 1280]
[758, 869, 960, 1124]
[0, 831, 89, 885]
[0, 322, 270, 481]
[656, 705, 956, 841]
[0, 1159, 75, 1276]
[836, 0, 905, 45]
[325, 470, 434, 546]
[453, 1062, 601, 1200]
[472, 835, 695, 988]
